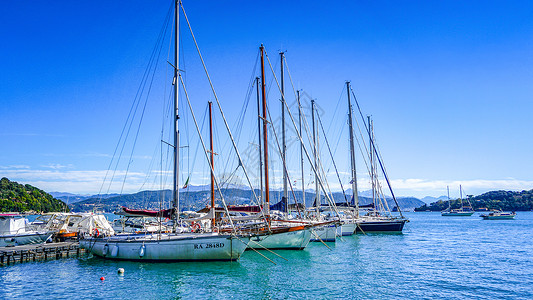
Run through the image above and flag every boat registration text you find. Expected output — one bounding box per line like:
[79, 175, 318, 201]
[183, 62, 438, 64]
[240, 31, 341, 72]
[194, 242, 225, 249]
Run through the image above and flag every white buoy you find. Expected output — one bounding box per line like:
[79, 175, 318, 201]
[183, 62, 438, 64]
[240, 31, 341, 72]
[117, 268, 124, 275]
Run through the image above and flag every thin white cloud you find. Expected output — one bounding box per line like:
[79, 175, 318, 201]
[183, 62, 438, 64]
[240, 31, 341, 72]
[0, 133, 65, 137]
[0, 165, 30, 169]
[40, 163, 73, 170]
[2, 168, 148, 194]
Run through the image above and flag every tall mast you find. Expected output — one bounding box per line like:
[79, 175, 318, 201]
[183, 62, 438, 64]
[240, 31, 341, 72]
[280, 52, 288, 212]
[260, 45, 270, 221]
[172, 0, 181, 219]
[346, 82, 359, 217]
[311, 100, 319, 212]
[209, 101, 215, 230]
[297, 90, 305, 210]
[255, 77, 263, 206]
[447, 185, 451, 210]
[459, 184, 463, 208]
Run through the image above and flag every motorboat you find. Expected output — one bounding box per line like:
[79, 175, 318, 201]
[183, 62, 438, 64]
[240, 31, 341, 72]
[0, 213, 53, 247]
[480, 210, 516, 220]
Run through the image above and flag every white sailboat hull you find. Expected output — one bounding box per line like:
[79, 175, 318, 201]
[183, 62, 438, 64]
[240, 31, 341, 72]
[310, 224, 337, 242]
[247, 228, 311, 250]
[336, 222, 356, 236]
[80, 233, 249, 261]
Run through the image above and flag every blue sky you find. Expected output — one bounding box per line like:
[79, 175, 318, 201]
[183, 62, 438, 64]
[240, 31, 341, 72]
[1, 1, 533, 198]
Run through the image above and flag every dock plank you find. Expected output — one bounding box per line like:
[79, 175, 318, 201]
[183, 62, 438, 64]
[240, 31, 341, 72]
[0, 242, 86, 266]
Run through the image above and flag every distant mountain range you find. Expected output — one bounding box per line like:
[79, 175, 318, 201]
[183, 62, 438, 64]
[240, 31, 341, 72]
[66, 186, 425, 213]
[420, 195, 448, 204]
[50, 192, 120, 204]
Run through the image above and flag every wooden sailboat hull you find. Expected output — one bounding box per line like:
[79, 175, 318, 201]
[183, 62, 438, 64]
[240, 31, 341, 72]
[80, 233, 249, 261]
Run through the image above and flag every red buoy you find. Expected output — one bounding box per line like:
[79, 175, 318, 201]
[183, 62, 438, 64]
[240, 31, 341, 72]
[100, 277, 105, 281]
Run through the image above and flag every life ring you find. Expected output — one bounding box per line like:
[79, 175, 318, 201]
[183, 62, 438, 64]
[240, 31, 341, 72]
[191, 222, 201, 232]
[94, 228, 100, 238]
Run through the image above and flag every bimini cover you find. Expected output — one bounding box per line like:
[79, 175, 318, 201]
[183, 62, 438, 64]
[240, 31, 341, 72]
[75, 214, 115, 236]
[0, 216, 27, 235]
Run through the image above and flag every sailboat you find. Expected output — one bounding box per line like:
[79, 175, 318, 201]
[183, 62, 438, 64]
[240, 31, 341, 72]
[441, 185, 474, 216]
[343, 82, 408, 233]
[79, 0, 249, 261]
[243, 46, 312, 250]
[336, 81, 361, 236]
[307, 99, 339, 242]
[219, 46, 344, 249]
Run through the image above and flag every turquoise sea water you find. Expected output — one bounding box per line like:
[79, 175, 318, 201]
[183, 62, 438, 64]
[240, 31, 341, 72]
[2, 212, 533, 299]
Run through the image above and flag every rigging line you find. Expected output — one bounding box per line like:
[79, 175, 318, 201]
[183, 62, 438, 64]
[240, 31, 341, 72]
[161, 19, 175, 205]
[352, 103, 373, 183]
[330, 113, 346, 168]
[232, 52, 259, 146]
[368, 127, 394, 215]
[327, 85, 346, 137]
[180, 5, 263, 214]
[185, 102, 208, 185]
[139, 140, 161, 191]
[354, 118, 389, 215]
[315, 129, 336, 208]
[179, 74, 236, 229]
[322, 90, 348, 174]
[119, 14, 169, 195]
[317, 112, 349, 204]
[212, 111, 228, 187]
[265, 100, 302, 216]
[142, 93, 176, 192]
[161, 91, 174, 208]
[284, 59, 328, 192]
[100, 6, 172, 198]
[220, 78, 253, 180]
[264, 48, 339, 217]
[350, 88, 403, 216]
[116, 5, 173, 189]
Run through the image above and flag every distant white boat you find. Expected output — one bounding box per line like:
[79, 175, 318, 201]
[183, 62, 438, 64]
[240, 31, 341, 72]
[480, 210, 516, 220]
[0, 213, 53, 247]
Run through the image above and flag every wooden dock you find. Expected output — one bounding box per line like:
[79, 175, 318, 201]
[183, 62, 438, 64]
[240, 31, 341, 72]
[0, 242, 87, 266]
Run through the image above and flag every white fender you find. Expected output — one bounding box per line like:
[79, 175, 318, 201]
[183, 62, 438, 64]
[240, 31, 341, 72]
[139, 244, 146, 258]
[102, 244, 109, 256]
[111, 244, 119, 257]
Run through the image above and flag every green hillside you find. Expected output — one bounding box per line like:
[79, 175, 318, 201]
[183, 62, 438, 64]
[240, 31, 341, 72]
[0, 177, 69, 213]
[415, 189, 533, 211]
